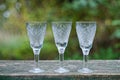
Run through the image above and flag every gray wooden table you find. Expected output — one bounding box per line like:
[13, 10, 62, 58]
[0, 60, 120, 80]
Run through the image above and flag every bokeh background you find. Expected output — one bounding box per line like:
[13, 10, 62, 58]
[0, 0, 120, 60]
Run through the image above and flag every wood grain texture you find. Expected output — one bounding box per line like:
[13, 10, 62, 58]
[0, 60, 119, 80]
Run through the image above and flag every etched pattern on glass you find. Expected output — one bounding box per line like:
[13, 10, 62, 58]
[26, 23, 46, 54]
[52, 23, 72, 54]
[76, 22, 96, 55]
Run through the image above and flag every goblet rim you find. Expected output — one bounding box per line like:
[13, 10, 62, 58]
[76, 21, 96, 24]
[52, 21, 72, 24]
[26, 21, 47, 24]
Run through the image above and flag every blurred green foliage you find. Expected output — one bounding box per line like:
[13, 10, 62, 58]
[0, 0, 120, 60]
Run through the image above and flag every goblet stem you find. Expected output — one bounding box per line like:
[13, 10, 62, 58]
[82, 48, 90, 68]
[29, 49, 44, 73]
[33, 49, 40, 69]
[59, 53, 64, 68]
[34, 54, 39, 68]
[54, 53, 69, 73]
[78, 48, 92, 73]
[83, 55, 88, 68]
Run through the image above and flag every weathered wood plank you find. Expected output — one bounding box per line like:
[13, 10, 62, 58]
[0, 60, 119, 80]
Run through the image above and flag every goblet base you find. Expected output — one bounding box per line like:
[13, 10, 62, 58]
[54, 67, 69, 73]
[29, 68, 44, 73]
[78, 68, 93, 73]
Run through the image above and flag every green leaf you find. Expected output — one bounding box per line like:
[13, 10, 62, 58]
[112, 20, 120, 26]
[112, 29, 120, 39]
